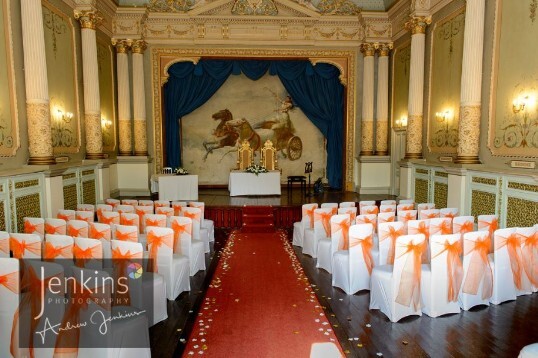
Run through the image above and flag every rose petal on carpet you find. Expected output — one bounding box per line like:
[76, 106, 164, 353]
[182, 230, 344, 357]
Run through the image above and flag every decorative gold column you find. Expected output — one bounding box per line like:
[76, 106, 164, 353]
[113, 39, 133, 156]
[74, 10, 105, 160]
[132, 40, 148, 156]
[21, 0, 55, 165]
[455, 0, 485, 164]
[360, 43, 375, 156]
[375, 43, 392, 156]
[404, 16, 430, 159]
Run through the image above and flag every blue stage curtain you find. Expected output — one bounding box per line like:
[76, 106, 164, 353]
[164, 59, 344, 188]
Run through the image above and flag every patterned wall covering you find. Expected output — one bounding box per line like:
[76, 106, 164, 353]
[392, 41, 411, 130]
[434, 182, 448, 209]
[0, 200, 5, 231]
[97, 32, 116, 152]
[506, 197, 538, 227]
[42, 1, 80, 154]
[471, 190, 497, 219]
[414, 178, 429, 204]
[0, 0, 19, 156]
[82, 179, 96, 205]
[15, 193, 41, 233]
[490, 0, 538, 157]
[428, 7, 465, 153]
[63, 183, 78, 210]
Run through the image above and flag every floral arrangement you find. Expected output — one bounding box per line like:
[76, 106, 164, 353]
[245, 164, 268, 176]
[175, 167, 189, 175]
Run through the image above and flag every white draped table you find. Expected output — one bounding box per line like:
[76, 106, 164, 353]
[150, 174, 198, 201]
[228, 170, 281, 196]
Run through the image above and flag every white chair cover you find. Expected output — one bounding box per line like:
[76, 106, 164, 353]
[116, 204, 135, 214]
[429, 217, 453, 237]
[339, 202, 356, 208]
[381, 200, 397, 206]
[396, 203, 414, 213]
[154, 200, 170, 209]
[171, 201, 187, 216]
[99, 211, 120, 226]
[76, 210, 95, 223]
[96, 204, 113, 222]
[74, 237, 103, 270]
[478, 214, 499, 252]
[44, 234, 74, 260]
[459, 231, 492, 310]
[419, 209, 440, 220]
[417, 203, 435, 218]
[338, 207, 357, 223]
[377, 221, 405, 266]
[171, 216, 205, 276]
[292, 203, 318, 247]
[138, 200, 154, 208]
[146, 227, 190, 301]
[0, 232, 9, 258]
[182, 207, 211, 253]
[104, 198, 120, 208]
[9, 233, 42, 259]
[113, 225, 139, 243]
[360, 205, 379, 215]
[377, 212, 396, 226]
[369, 234, 426, 322]
[452, 216, 475, 237]
[45, 218, 67, 236]
[120, 212, 140, 234]
[440, 207, 459, 219]
[135, 206, 154, 233]
[77, 203, 95, 212]
[67, 220, 89, 238]
[317, 214, 348, 274]
[320, 202, 338, 215]
[519, 344, 538, 358]
[408, 219, 430, 263]
[489, 228, 521, 304]
[397, 210, 417, 232]
[399, 199, 414, 205]
[303, 208, 332, 258]
[23, 217, 44, 238]
[57, 209, 76, 222]
[379, 204, 396, 213]
[121, 199, 138, 206]
[333, 224, 375, 294]
[0, 258, 19, 358]
[89, 222, 112, 262]
[421, 234, 462, 317]
[359, 200, 375, 209]
[518, 226, 538, 292]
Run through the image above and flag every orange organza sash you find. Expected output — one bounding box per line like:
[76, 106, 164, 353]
[424, 212, 439, 219]
[57, 213, 71, 222]
[90, 225, 110, 240]
[111, 248, 140, 305]
[399, 204, 414, 211]
[67, 226, 85, 238]
[73, 244, 101, 268]
[478, 218, 498, 237]
[380, 226, 403, 265]
[432, 240, 463, 302]
[400, 212, 415, 222]
[364, 207, 379, 215]
[395, 241, 424, 310]
[495, 233, 527, 291]
[0, 238, 9, 255]
[333, 220, 350, 250]
[304, 207, 315, 229]
[350, 234, 374, 275]
[184, 211, 200, 224]
[0, 271, 18, 293]
[171, 221, 192, 253]
[9, 239, 41, 259]
[318, 212, 332, 237]
[520, 232, 538, 287]
[173, 204, 183, 216]
[45, 223, 64, 235]
[146, 231, 173, 273]
[462, 235, 493, 299]
[115, 229, 137, 242]
[10, 265, 60, 357]
[432, 220, 452, 235]
[121, 216, 138, 226]
[54, 278, 110, 356]
[43, 242, 73, 260]
[24, 221, 43, 235]
[443, 212, 457, 219]
[100, 215, 117, 225]
[454, 220, 473, 235]
[357, 216, 377, 232]
[379, 215, 395, 224]
[145, 218, 161, 227]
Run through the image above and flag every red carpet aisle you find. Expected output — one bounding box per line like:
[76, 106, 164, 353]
[182, 230, 344, 357]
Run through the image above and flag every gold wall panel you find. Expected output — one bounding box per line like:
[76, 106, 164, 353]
[435, 171, 448, 178]
[15, 193, 41, 233]
[14, 179, 39, 189]
[506, 197, 538, 228]
[82, 179, 96, 205]
[63, 183, 78, 210]
[472, 177, 497, 186]
[63, 173, 76, 180]
[415, 178, 429, 204]
[97, 32, 116, 152]
[490, 0, 538, 157]
[0, 0, 19, 156]
[416, 168, 429, 175]
[82, 169, 94, 176]
[391, 41, 411, 130]
[0, 200, 5, 231]
[434, 182, 448, 209]
[507, 182, 538, 193]
[428, 7, 465, 153]
[471, 190, 497, 219]
[42, 1, 80, 153]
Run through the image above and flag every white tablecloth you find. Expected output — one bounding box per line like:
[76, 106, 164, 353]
[151, 174, 198, 201]
[228, 171, 281, 196]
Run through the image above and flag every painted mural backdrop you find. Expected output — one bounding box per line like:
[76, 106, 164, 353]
[43, 1, 80, 153]
[97, 34, 116, 152]
[182, 74, 326, 185]
[428, 8, 464, 153]
[0, 0, 18, 156]
[491, 0, 538, 157]
[392, 41, 410, 130]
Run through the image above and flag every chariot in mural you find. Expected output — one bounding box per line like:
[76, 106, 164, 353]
[203, 106, 303, 161]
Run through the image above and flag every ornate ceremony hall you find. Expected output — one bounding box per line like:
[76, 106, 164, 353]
[0, 0, 537, 356]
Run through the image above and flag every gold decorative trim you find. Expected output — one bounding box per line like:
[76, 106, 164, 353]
[414, 178, 429, 203]
[14, 179, 39, 189]
[405, 16, 431, 35]
[507, 182, 538, 193]
[375, 42, 393, 56]
[112, 38, 132, 53]
[416, 168, 428, 175]
[63, 173, 76, 180]
[82, 169, 94, 176]
[63, 183, 77, 210]
[435, 171, 448, 178]
[360, 43, 375, 57]
[132, 39, 147, 54]
[455, 155, 481, 164]
[152, 47, 356, 190]
[74, 10, 102, 30]
[472, 177, 497, 186]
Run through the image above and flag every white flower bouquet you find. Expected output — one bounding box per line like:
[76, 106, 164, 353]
[175, 167, 189, 175]
[245, 164, 268, 176]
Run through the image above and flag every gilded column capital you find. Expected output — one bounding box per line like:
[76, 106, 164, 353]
[74, 10, 102, 30]
[132, 40, 147, 54]
[112, 39, 132, 54]
[360, 43, 376, 57]
[375, 42, 393, 56]
[405, 16, 431, 35]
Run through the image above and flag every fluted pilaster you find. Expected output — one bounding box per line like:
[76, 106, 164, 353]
[132, 40, 148, 156]
[113, 39, 133, 156]
[404, 16, 430, 159]
[21, 0, 55, 164]
[456, 0, 485, 164]
[75, 9, 105, 159]
[360, 43, 375, 156]
[375, 43, 392, 156]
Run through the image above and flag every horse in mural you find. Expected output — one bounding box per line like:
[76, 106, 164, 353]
[203, 109, 239, 160]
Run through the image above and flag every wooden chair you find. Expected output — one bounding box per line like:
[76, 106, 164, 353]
[260, 140, 277, 170]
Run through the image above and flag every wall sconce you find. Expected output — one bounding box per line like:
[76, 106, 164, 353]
[101, 117, 112, 130]
[435, 109, 452, 123]
[512, 95, 531, 113]
[394, 116, 408, 131]
[51, 108, 74, 147]
[56, 109, 73, 124]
